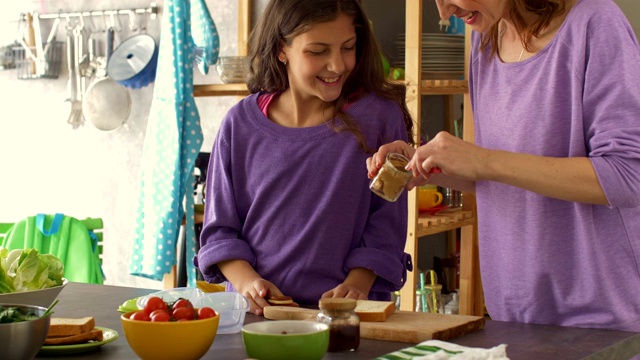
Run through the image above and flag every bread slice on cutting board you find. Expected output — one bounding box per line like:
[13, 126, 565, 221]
[355, 300, 396, 322]
[47, 316, 96, 337]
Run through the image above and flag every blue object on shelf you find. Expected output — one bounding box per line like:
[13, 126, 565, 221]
[447, 16, 465, 35]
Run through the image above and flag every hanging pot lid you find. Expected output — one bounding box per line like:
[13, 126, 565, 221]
[107, 34, 158, 89]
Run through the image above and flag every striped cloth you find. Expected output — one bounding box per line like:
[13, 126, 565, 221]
[375, 340, 508, 360]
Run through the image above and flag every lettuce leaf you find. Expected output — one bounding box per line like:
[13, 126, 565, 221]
[0, 247, 64, 293]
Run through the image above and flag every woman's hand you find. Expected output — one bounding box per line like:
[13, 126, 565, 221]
[408, 131, 487, 183]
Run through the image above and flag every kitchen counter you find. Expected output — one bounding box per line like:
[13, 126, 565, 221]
[36, 282, 640, 360]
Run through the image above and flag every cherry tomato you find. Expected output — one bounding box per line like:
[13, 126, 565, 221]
[144, 296, 168, 315]
[151, 310, 171, 322]
[173, 298, 194, 310]
[130, 310, 151, 321]
[150, 309, 170, 318]
[197, 307, 217, 320]
[172, 306, 196, 321]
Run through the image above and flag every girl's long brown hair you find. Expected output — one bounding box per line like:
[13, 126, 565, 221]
[246, 0, 415, 152]
[481, 0, 566, 58]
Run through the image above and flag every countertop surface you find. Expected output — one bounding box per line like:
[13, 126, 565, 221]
[35, 282, 640, 360]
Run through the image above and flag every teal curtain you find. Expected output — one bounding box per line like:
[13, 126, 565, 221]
[130, 0, 218, 287]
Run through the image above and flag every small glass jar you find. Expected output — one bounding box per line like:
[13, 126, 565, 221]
[317, 298, 360, 352]
[369, 152, 412, 202]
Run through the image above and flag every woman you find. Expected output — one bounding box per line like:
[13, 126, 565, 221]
[368, 0, 640, 331]
[197, 0, 414, 315]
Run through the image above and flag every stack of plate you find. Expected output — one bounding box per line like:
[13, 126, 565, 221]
[395, 33, 465, 79]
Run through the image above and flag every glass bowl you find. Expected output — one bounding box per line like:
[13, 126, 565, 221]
[216, 56, 248, 84]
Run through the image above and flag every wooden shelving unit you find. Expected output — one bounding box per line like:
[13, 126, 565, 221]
[193, 0, 251, 98]
[400, 0, 483, 316]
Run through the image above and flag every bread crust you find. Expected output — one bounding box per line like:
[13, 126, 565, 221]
[44, 328, 103, 345]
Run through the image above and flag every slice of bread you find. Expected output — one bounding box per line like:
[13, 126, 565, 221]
[47, 317, 96, 337]
[44, 328, 103, 345]
[355, 300, 396, 322]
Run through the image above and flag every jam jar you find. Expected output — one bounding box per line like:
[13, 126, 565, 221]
[369, 152, 412, 202]
[317, 298, 360, 352]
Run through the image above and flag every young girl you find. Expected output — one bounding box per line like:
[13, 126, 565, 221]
[196, 0, 415, 315]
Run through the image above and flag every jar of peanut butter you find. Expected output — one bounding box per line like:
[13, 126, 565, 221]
[369, 152, 412, 202]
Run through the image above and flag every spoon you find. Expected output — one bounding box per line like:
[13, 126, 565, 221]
[42, 299, 59, 318]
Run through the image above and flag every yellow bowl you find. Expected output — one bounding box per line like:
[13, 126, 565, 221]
[121, 311, 219, 360]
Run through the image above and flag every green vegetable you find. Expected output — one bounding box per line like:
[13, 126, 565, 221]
[0, 248, 64, 294]
[0, 305, 39, 323]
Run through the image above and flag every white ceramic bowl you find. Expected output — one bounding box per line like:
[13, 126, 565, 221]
[138, 288, 249, 334]
[0, 279, 67, 307]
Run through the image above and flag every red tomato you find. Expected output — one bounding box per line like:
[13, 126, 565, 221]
[151, 310, 171, 322]
[173, 298, 194, 310]
[197, 307, 217, 320]
[150, 309, 170, 318]
[144, 296, 168, 315]
[172, 306, 196, 321]
[130, 310, 151, 321]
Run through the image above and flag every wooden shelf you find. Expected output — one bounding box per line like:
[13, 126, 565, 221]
[416, 210, 475, 237]
[420, 79, 468, 95]
[399, 0, 483, 317]
[193, 83, 249, 97]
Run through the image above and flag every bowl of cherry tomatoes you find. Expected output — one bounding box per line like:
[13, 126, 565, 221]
[121, 296, 219, 360]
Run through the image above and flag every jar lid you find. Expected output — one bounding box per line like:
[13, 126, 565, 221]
[318, 298, 357, 311]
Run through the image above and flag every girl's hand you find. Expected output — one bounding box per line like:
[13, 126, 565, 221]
[366, 140, 415, 179]
[321, 268, 374, 300]
[321, 283, 368, 300]
[236, 278, 283, 316]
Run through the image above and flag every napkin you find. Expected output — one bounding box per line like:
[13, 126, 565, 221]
[375, 339, 509, 360]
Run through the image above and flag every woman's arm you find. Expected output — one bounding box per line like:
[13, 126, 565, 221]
[410, 131, 607, 205]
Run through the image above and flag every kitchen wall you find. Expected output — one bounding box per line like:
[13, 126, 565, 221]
[615, 0, 639, 39]
[0, 0, 247, 290]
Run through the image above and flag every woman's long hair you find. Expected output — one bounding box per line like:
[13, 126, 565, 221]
[246, 0, 415, 152]
[481, 0, 566, 58]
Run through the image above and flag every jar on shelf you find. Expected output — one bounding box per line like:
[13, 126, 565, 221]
[317, 298, 360, 352]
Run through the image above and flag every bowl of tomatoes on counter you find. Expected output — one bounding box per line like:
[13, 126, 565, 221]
[121, 296, 219, 360]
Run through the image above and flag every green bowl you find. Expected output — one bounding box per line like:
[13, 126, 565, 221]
[242, 320, 329, 360]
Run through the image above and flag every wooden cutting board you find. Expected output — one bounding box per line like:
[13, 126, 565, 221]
[263, 306, 485, 344]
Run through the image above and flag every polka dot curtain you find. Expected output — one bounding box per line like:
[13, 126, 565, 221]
[130, 0, 219, 287]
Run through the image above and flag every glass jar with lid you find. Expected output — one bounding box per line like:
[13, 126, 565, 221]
[369, 152, 412, 202]
[317, 298, 360, 352]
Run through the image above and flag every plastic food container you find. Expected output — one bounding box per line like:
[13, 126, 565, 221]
[137, 288, 249, 334]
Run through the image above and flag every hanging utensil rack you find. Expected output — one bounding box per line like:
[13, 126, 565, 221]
[35, 3, 158, 21]
[13, 3, 158, 80]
